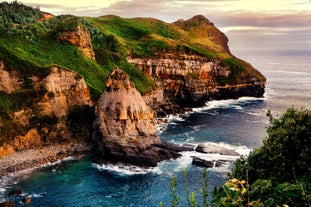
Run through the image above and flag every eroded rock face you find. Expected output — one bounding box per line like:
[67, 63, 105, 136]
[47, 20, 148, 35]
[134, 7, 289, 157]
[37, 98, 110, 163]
[93, 67, 181, 166]
[0, 64, 93, 157]
[37, 66, 93, 117]
[58, 25, 95, 59]
[93, 68, 160, 163]
[128, 51, 265, 107]
[0, 62, 21, 93]
[12, 128, 42, 151]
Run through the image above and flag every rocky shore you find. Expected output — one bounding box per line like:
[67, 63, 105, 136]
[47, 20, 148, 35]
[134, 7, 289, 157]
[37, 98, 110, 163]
[0, 142, 91, 178]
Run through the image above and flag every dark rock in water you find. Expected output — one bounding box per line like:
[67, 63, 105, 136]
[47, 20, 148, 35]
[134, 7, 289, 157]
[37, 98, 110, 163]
[192, 157, 230, 168]
[21, 196, 31, 204]
[154, 141, 195, 152]
[8, 189, 22, 197]
[195, 143, 239, 156]
[0, 200, 15, 207]
[192, 157, 215, 168]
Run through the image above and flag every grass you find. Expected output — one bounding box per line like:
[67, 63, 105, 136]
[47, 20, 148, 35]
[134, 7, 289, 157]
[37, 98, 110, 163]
[0, 3, 265, 100]
[0, 36, 107, 97]
[0, 2, 266, 146]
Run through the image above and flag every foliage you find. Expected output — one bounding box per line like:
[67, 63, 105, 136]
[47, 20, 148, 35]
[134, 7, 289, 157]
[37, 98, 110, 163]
[0, 1, 43, 29]
[160, 168, 208, 207]
[232, 107, 311, 184]
[162, 108, 311, 206]
[0, 1, 44, 41]
[228, 107, 311, 206]
[217, 58, 247, 85]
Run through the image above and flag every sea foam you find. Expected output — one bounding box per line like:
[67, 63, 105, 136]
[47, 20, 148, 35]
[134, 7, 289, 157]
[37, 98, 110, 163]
[93, 162, 163, 176]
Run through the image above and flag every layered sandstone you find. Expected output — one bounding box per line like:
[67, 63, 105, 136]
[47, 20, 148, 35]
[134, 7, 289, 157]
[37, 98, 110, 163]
[128, 51, 265, 107]
[92, 67, 181, 166]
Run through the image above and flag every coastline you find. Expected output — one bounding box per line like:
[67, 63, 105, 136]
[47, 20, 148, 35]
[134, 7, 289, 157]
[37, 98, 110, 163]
[0, 142, 92, 178]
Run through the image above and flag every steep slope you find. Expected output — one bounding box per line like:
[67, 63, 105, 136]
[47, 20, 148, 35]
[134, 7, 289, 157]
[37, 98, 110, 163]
[0, 2, 265, 157]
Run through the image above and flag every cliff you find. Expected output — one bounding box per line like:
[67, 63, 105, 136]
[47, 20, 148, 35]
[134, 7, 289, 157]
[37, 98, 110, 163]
[92, 68, 181, 166]
[128, 51, 265, 108]
[0, 61, 93, 157]
[0, 2, 266, 163]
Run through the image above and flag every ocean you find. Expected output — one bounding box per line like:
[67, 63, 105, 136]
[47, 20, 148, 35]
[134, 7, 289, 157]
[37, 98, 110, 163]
[1, 49, 311, 206]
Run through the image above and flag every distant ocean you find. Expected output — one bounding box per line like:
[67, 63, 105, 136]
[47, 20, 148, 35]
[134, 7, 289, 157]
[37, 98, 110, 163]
[1, 49, 311, 206]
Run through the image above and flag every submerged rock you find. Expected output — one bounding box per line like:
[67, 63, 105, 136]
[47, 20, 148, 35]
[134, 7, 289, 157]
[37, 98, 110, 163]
[0, 200, 15, 207]
[195, 143, 240, 156]
[8, 189, 22, 197]
[21, 196, 31, 204]
[93, 67, 182, 167]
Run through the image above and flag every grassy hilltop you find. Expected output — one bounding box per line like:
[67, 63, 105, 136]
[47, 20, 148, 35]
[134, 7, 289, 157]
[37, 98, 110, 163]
[0, 2, 264, 98]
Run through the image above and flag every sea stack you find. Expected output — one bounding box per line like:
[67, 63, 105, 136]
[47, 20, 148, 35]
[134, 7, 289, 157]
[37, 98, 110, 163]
[92, 67, 180, 167]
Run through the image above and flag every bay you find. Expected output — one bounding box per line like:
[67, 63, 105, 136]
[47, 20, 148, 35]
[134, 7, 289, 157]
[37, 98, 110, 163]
[1, 49, 311, 206]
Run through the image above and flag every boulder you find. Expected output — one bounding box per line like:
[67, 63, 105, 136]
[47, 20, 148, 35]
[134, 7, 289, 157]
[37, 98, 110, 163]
[192, 157, 215, 168]
[21, 197, 31, 204]
[8, 189, 22, 197]
[192, 157, 228, 168]
[12, 129, 41, 151]
[195, 143, 240, 156]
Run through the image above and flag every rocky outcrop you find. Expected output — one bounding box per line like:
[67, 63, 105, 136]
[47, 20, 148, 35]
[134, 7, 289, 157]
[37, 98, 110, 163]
[0, 200, 15, 207]
[128, 51, 265, 108]
[0, 64, 93, 157]
[36, 66, 93, 117]
[195, 143, 240, 156]
[58, 25, 95, 59]
[0, 62, 21, 93]
[127, 16, 265, 109]
[12, 128, 41, 151]
[192, 157, 228, 168]
[92, 67, 182, 166]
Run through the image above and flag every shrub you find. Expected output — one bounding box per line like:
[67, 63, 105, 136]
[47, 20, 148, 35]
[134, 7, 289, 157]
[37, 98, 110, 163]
[232, 107, 311, 183]
[217, 58, 246, 85]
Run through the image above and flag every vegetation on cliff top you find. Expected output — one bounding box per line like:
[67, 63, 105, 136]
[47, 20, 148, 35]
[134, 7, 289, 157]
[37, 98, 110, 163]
[0, 2, 265, 143]
[0, 2, 264, 96]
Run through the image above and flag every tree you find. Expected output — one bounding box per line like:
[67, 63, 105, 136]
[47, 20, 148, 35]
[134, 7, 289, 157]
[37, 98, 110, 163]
[232, 107, 311, 183]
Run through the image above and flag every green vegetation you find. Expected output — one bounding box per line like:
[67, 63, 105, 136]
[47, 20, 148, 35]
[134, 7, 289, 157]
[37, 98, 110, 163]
[163, 108, 311, 206]
[0, 1, 257, 97]
[160, 168, 208, 207]
[0, 2, 265, 145]
[219, 58, 246, 84]
[232, 107, 311, 184]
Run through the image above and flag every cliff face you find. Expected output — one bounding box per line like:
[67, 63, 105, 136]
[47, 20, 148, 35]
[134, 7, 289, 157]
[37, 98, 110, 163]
[128, 50, 265, 108]
[0, 62, 93, 157]
[125, 15, 265, 109]
[92, 68, 180, 166]
[37, 66, 93, 117]
[0, 3, 267, 166]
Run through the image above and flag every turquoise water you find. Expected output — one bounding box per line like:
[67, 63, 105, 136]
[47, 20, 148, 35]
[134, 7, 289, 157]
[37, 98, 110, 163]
[1, 50, 311, 206]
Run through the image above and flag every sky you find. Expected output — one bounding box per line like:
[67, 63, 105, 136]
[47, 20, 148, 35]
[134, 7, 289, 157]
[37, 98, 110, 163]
[12, 0, 311, 53]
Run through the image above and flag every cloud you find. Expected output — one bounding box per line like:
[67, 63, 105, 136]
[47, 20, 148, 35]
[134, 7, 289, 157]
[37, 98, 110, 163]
[212, 11, 311, 28]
